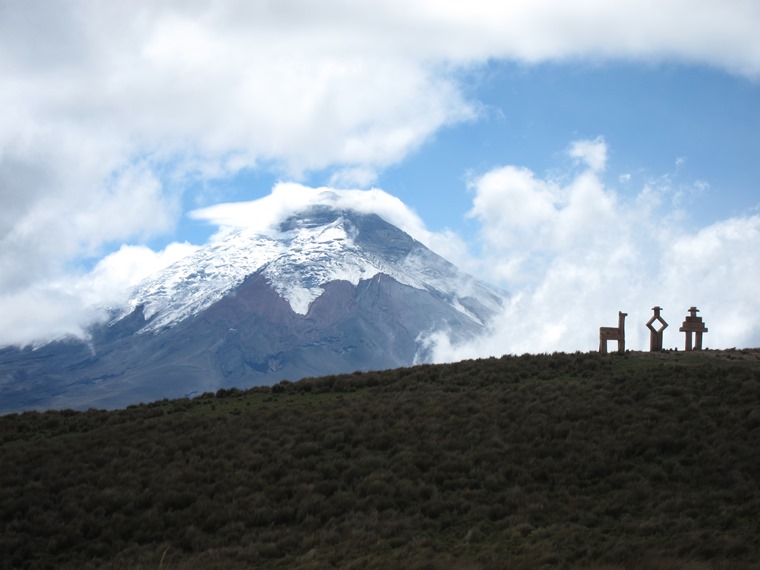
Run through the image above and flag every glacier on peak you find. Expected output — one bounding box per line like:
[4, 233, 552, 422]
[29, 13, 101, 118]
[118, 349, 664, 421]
[123, 207, 504, 333]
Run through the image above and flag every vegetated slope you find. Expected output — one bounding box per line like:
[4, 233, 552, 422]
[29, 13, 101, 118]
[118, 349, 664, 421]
[2, 349, 760, 570]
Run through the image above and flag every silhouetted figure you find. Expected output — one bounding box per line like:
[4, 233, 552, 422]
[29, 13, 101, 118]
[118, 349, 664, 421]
[600, 311, 627, 354]
[646, 306, 668, 351]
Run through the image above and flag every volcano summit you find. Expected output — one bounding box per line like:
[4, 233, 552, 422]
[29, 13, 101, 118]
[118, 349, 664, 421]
[0, 205, 506, 412]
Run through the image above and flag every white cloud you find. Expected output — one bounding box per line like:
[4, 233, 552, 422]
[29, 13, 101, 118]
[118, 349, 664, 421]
[80, 242, 201, 307]
[0, 241, 198, 347]
[425, 139, 760, 359]
[328, 166, 379, 189]
[189, 183, 416, 236]
[0, 287, 102, 349]
[409, 0, 760, 75]
[466, 156, 620, 287]
[569, 137, 608, 172]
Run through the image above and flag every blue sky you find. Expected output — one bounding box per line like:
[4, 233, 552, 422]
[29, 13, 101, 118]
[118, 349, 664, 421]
[182, 59, 759, 245]
[2, 1, 760, 351]
[264, 62, 758, 228]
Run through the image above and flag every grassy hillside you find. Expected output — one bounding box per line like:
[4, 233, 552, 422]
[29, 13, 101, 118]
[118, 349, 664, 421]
[2, 349, 760, 569]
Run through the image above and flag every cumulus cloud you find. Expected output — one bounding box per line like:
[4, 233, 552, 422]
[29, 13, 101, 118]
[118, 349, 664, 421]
[0, 242, 198, 347]
[569, 137, 608, 173]
[424, 139, 760, 359]
[467, 164, 619, 286]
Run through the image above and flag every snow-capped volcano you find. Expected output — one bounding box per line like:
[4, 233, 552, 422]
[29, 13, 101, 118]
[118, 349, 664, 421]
[1, 205, 506, 413]
[127, 206, 504, 332]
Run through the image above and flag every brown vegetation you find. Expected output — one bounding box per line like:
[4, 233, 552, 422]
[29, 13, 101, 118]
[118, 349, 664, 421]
[1, 349, 760, 569]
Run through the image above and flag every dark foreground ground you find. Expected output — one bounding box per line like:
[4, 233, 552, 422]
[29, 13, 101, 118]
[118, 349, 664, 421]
[2, 349, 760, 569]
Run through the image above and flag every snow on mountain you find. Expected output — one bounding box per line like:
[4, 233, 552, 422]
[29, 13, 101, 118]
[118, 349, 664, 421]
[125, 206, 504, 333]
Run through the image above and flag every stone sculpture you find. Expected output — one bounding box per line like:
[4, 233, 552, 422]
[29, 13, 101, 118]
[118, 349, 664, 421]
[646, 306, 668, 351]
[599, 311, 627, 354]
[679, 307, 708, 351]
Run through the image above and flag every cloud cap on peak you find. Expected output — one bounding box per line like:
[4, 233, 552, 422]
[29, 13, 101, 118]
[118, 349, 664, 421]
[189, 182, 429, 241]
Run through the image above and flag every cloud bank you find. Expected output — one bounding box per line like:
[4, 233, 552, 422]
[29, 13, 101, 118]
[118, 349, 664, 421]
[0, 241, 198, 347]
[424, 139, 760, 358]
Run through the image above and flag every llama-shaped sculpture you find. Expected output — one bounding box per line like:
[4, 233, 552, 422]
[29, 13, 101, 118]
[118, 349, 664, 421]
[599, 311, 627, 354]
